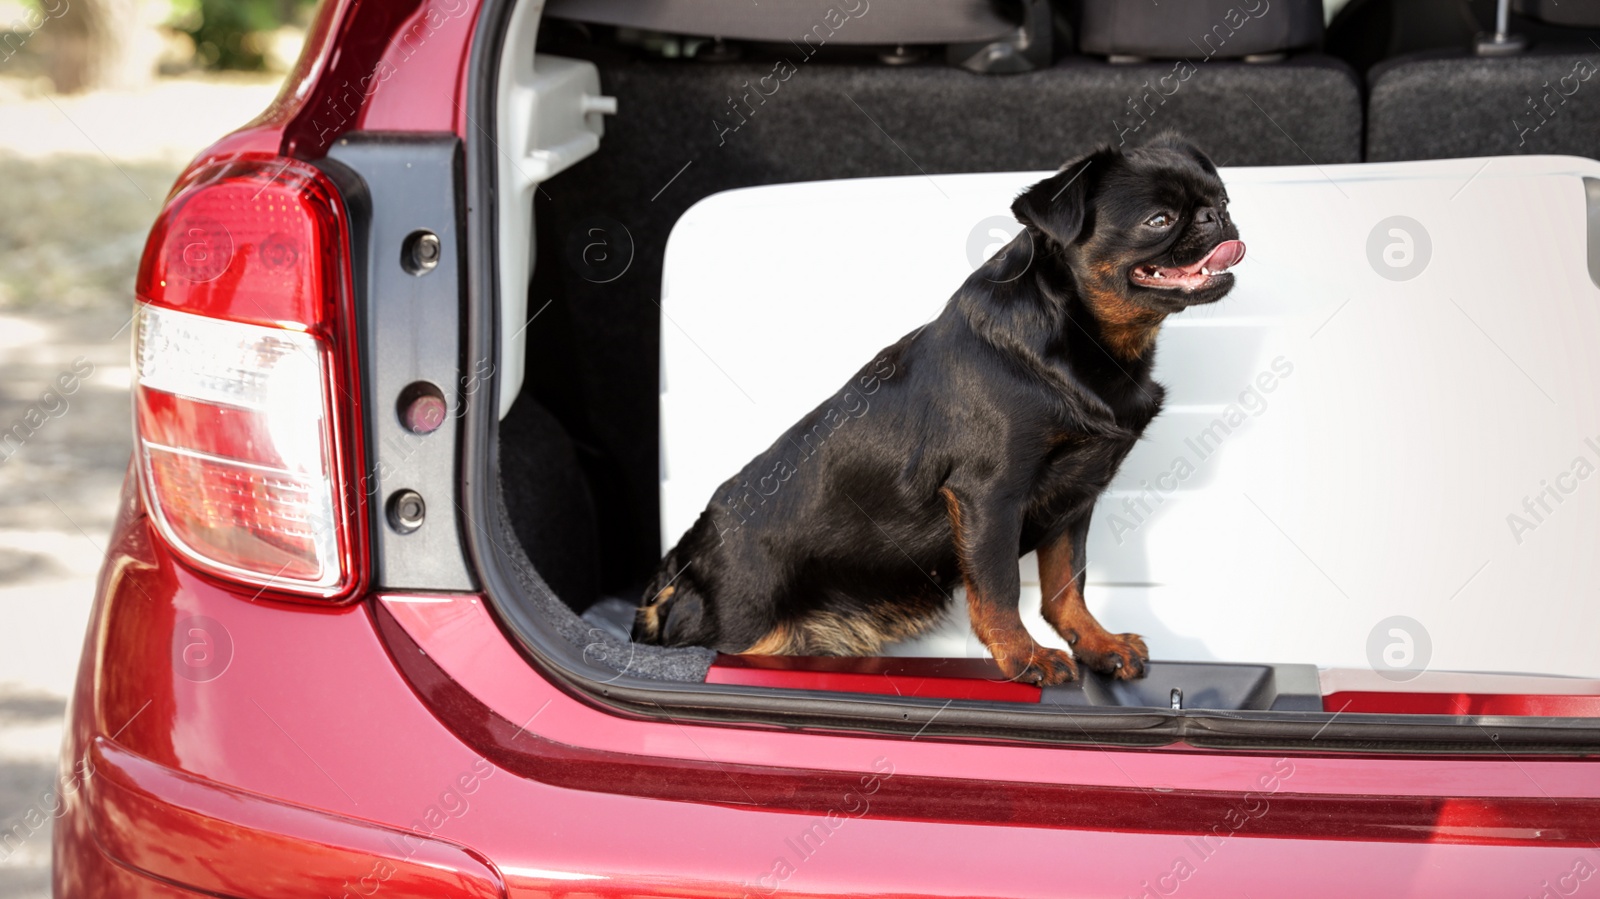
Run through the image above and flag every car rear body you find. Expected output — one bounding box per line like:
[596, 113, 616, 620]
[55, 481, 1600, 897]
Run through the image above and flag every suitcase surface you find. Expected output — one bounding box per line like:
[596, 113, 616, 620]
[661, 157, 1600, 677]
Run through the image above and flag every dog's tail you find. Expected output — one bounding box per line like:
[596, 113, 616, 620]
[632, 547, 706, 645]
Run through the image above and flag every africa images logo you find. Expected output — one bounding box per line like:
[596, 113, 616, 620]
[1366, 215, 1431, 282]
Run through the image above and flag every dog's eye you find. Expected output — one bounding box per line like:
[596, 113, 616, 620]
[1144, 213, 1175, 228]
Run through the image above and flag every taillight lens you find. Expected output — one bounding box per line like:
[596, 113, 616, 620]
[133, 157, 363, 598]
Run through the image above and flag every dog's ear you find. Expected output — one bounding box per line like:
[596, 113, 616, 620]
[1012, 148, 1114, 247]
[1144, 132, 1218, 176]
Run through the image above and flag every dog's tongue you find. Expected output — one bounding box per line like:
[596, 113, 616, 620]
[1179, 239, 1247, 275]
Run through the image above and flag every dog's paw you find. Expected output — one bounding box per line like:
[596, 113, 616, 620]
[996, 646, 1079, 686]
[1074, 633, 1149, 680]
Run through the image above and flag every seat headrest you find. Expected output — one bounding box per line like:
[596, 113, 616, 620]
[543, 0, 1021, 46]
[1076, 0, 1324, 60]
[1513, 0, 1600, 29]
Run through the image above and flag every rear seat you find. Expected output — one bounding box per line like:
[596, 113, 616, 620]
[542, 0, 1020, 49]
[1367, 1, 1600, 160]
[1065, 0, 1357, 165]
[542, 0, 1360, 166]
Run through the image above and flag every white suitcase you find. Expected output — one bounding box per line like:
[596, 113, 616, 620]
[660, 156, 1600, 678]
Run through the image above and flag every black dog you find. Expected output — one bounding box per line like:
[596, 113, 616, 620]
[634, 134, 1244, 685]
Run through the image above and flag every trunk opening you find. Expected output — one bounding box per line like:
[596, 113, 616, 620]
[458, 1, 1600, 752]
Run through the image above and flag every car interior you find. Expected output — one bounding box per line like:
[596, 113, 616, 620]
[478, 0, 1600, 731]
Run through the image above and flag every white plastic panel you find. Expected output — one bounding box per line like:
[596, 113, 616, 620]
[661, 157, 1600, 677]
[495, 4, 615, 418]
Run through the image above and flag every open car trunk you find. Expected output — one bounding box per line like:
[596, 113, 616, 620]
[465, 0, 1600, 751]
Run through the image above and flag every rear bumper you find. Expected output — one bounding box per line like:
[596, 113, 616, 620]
[59, 737, 502, 898]
[48, 475, 512, 898]
[54, 474, 1600, 899]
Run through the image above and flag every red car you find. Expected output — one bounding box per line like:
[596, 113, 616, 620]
[55, 0, 1600, 896]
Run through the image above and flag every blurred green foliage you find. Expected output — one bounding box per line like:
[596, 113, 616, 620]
[166, 0, 316, 70]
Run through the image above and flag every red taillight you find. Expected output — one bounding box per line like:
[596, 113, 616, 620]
[133, 158, 364, 599]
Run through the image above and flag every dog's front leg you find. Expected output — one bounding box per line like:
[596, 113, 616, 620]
[1038, 513, 1148, 679]
[940, 487, 1077, 685]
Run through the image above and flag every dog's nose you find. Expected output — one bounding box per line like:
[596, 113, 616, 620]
[1193, 205, 1221, 228]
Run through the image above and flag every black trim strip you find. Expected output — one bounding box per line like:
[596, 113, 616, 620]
[324, 134, 476, 593]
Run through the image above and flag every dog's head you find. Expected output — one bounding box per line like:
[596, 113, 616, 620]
[1012, 134, 1245, 332]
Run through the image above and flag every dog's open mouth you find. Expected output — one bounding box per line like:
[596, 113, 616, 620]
[1130, 239, 1247, 291]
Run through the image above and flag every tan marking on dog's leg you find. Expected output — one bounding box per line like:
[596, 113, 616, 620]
[634, 604, 662, 641]
[1037, 530, 1147, 679]
[942, 487, 1076, 685]
[793, 603, 944, 657]
[743, 623, 798, 655]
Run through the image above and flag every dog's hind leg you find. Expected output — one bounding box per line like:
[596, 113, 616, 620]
[1037, 515, 1148, 679]
[633, 549, 705, 645]
[940, 486, 1078, 685]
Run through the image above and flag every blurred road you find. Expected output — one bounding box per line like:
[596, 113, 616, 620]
[0, 74, 280, 898]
